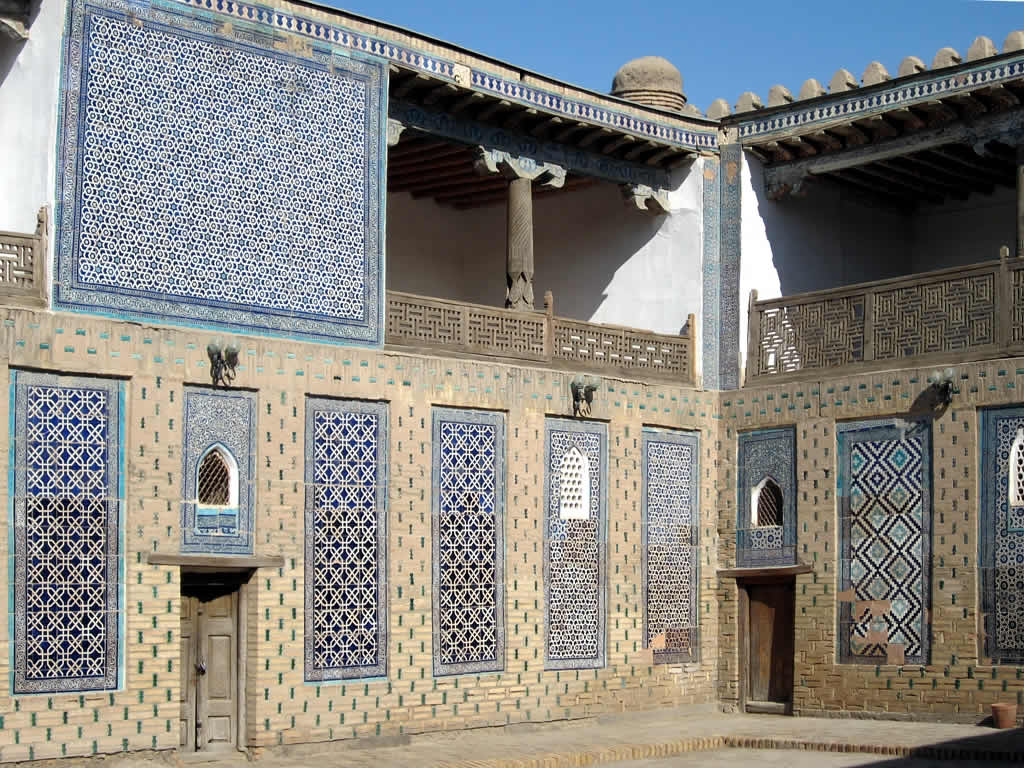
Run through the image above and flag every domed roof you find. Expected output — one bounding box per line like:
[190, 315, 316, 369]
[611, 56, 686, 112]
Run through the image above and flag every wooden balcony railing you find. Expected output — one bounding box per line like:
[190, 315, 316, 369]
[387, 290, 696, 384]
[0, 207, 47, 308]
[745, 250, 1024, 384]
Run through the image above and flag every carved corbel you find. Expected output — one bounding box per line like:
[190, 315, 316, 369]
[622, 184, 671, 214]
[0, 15, 29, 40]
[386, 118, 407, 147]
[763, 165, 809, 200]
[474, 147, 566, 188]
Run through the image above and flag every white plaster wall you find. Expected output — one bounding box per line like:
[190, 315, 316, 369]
[387, 161, 705, 342]
[0, 1, 65, 241]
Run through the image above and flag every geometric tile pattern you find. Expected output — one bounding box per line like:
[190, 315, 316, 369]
[642, 429, 699, 663]
[432, 409, 506, 676]
[701, 155, 721, 387]
[717, 144, 741, 391]
[55, 0, 385, 344]
[181, 387, 256, 554]
[11, 372, 122, 693]
[304, 399, 388, 681]
[980, 406, 1024, 663]
[838, 420, 931, 665]
[737, 428, 796, 567]
[544, 418, 607, 670]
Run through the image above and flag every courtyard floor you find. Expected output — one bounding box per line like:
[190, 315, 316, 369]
[94, 706, 1024, 768]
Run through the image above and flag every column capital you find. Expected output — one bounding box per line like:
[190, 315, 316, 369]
[622, 184, 671, 214]
[387, 118, 406, 147]
[474, 147, 566, 188]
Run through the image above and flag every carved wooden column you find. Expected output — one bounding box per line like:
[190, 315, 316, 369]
[1017, 145, 1023, 259]
[474, 148, 565, 311]
[506, 176, 534, 310]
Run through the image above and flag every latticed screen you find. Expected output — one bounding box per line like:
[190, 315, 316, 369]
[1010, 429, 1024, 507]
[197, 449, 231, 505]
[756, 480, 783, 527]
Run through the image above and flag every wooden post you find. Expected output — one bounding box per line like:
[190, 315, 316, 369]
[862, 291, 875, 363]
[1017, 145, 1024, 259]
[506, 177, 535, 310]
[685, 312, 696, 386]
[745, 290, 759, 385]
[543, 290, 554, 360]
[999, 245, 1011, 353]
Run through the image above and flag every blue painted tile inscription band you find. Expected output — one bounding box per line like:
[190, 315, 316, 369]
[837, 420, 931, 665]
[431, 408, 506, 676]
[701, 156, 721, 387]
[717, 145, 742, 391]
[55, 0, 385, 345]
[980, 406, 1024, 664]
[181, 387, 256, 555]
[11, 372, 122, 694]
[304, 399, 388, 682]
[642, 429, 699, 663]
[737, 427, 796, 567]
[544, 418, 607, 670]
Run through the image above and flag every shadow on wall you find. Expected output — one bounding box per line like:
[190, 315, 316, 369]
[745, 158, 914, 297]
[387, 170, 700, 336]
[0, 2, 40, 85]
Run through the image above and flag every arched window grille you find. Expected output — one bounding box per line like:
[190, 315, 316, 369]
[752, 477, 783, 527]
[196, 445, 238, 508]
[559, 446, 591, 520]
[1011, 428, 1024, 508]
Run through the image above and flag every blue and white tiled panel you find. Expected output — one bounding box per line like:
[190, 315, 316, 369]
[10, 371, 124, 694]
[544, 418, 607, 670]
[980, 406, 1024, 664]
[304, 398, 389, 682]
[181, 387, 257, 555]
[736, 427, 797, 567]
[54, 0, 386, 345]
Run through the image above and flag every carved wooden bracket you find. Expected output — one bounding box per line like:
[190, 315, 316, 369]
[621, 184, 671, 214]
[474, 147, 566, 188]
[386, 118, 406, 147]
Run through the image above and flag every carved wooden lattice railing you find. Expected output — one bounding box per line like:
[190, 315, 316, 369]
[0, 207, 48, 308]
[387, 291, 695, 384]
[746, 253, 1024, 384]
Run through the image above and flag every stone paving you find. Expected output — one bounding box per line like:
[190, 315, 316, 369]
[153, 705, 1024, 768]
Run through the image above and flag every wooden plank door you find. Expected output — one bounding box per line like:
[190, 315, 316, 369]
[748, 582, 794, 706]
[197, 592, 238, 752]
[180, 596, 198, 751]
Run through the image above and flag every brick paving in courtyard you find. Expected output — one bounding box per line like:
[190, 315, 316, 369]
[120, 705, 1024, 768]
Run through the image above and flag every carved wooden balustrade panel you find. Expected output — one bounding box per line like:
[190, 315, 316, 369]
[748, 259, 1022, 384]
[0, 208, 48, 308]
[387, 291, 695, 384]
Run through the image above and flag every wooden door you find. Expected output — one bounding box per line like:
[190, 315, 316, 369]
[180, 596, 198, 751]
[747, 582, 794, 707]
[196, 592, 238, 752]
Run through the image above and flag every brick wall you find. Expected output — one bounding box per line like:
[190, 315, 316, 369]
[0, 307, 717, 761]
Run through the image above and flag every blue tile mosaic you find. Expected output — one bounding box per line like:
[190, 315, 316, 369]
[54, 0, 386, 345]
[304, 398, 388, 682]
[181, 387, 256, 555]
[10, 371, 123, 694]
[431, 408, 506, 676]
[642, 428, 699, 663]
[544, 418, 607, 671]
[717, 144, 742, 391]
[980, 406, 1024, 664]
[701, 156, 721, 388]
[737, 428, 796, 567]
[837, 420, 931, 665]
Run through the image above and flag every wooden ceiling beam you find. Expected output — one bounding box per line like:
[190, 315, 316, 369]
[928, 146, 1016, 186]
[555, 122, 589, 143]
[476, 99, 512, 122]
[388, 141, 467, 164]
[854, 114, 900, 140]
[413, 176, 509, 200]
[946, 93, 988, 120]
[888, 108, 927, 132]
[823, 174, 917, 214]
[503, 107, 537, 131]
[391, 73, 433, 101]
[601, 135, 634, 155]
[388, 161, 476, 187]
[624, 141, 660, 161]
[848, 165, 944, 204]
[894, 155, 994, 195]
[389, 171, 483, 195]
[422, 83, 460, 107]
[829, 123, 870, 147]
[578, 127, 613, 148]
[449, 91, 485, 114]
[874, 159, 968, 200]
[531, 116, 563, 139]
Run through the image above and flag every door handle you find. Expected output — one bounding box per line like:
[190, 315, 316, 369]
[196, 660, 207, 675]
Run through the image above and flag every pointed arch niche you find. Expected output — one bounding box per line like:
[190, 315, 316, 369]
[1010, 428, 1024, 509]
[194, 443, 240, 536]
[752, 477, 783, 527]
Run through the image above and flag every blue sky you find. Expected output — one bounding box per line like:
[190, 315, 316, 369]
[318, 0, 1023, 115]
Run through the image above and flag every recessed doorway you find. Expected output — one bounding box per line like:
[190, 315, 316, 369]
[740, 578, 795, 714]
